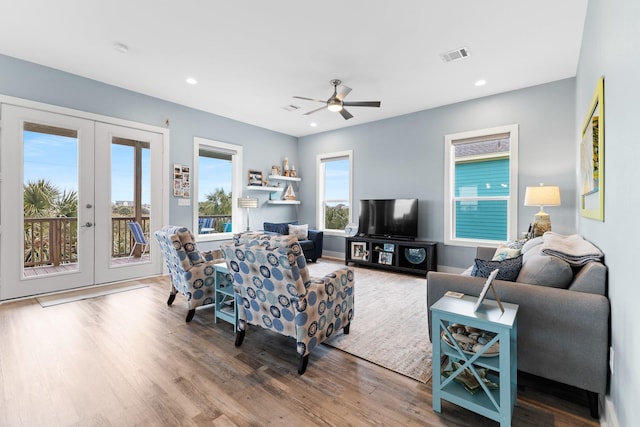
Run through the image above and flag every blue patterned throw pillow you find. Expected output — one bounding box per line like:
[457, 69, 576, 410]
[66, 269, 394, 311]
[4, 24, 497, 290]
[471, 255, 523, 282]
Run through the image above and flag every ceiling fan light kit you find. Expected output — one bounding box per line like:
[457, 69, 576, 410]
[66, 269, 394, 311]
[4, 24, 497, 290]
[293, 79, 381, 120]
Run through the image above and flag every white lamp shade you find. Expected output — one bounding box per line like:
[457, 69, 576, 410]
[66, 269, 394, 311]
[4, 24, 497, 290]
[237, 197, 258, 208]
[524, 186, 561, 207]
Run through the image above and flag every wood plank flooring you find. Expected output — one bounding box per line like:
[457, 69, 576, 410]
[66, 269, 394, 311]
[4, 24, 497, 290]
[0, 265, 599, 426]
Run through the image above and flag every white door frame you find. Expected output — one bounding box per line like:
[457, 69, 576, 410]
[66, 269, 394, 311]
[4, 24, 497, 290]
[0, 95, 170, 301]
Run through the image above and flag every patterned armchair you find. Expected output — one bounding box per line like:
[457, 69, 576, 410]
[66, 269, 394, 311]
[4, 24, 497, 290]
[154, 226, 223, 322]
[220, 232, 355, 374]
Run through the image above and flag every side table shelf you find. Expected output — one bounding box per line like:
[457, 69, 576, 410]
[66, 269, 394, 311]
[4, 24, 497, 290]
[430, 295, 519, 427]
[214, 263, 237, 332]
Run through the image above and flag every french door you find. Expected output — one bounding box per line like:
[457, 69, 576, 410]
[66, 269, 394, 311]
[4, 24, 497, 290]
[0, 104, 164, 300]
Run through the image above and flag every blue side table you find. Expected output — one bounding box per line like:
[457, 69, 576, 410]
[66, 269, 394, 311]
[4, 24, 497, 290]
[214, 262, 237, 331]
[431, 295, 519, 426]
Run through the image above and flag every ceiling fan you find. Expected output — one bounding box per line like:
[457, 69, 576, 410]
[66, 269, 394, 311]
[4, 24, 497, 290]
[293, 79, 381, 120]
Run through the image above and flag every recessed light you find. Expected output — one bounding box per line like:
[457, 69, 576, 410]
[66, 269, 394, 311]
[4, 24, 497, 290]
[310, 122, 318, 127]
[186, 77, 198, 85]
[475, 79, 487, 87]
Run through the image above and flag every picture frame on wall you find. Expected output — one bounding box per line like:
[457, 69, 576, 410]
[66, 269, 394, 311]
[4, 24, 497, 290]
[580, 77, 605, 221]
[248, 170, 263, 186]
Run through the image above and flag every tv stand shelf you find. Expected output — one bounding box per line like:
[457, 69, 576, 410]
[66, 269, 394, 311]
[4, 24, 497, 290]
[345, 236, 437, 275]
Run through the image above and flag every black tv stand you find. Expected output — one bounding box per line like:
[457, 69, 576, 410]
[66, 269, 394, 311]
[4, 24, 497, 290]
[345, 235, 437, 276]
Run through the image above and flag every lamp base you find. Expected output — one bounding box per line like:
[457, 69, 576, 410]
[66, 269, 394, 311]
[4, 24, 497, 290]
[531, 211, 551, 238]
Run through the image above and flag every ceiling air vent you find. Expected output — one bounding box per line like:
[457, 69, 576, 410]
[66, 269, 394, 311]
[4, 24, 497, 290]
[282, 104, 301, 112]
[440, 47, 470, 63]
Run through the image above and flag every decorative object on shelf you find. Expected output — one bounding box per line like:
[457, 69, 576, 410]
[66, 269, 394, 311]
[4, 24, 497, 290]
[248, 170, 263, 186]
[172, 163, 191, 198]
[290, 165, 297, 177]
[237, 197, 258, 231]
[524, 184, 561, 237]
[351, 242, 368, 261]
[404, 247, 426, 265]
[442, 324, 500, 356]
[344, 223, 358, 237]
[378, 252, 393, 265]
[580, 76, 604, 221]
[441, 360, 499, 394]
[283, 157, 290, 176]
[271, 165, 281, 176]
[383, 243, 395, 252]
[284, 183, 296, 200]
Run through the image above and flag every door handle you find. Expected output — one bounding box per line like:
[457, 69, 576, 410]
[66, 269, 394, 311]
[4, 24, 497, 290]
[81, 222, 94, 228]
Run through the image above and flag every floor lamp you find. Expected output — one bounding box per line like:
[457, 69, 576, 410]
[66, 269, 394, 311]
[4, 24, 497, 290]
[238, 197, 258, 231]
[524, 184, 561, 237]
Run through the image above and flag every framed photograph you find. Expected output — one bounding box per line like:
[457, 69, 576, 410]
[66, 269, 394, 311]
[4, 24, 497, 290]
[378, 251, 393, 265]
[351, 242, 368, 261]
[383, 243, 395, 252]
[248, 170, 263, 186]
[580, 77, 604, 221]
[473, 269, 501, 312]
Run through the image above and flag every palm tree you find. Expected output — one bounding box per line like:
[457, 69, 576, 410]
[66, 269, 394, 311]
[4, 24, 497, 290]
[23, 179, 59, 218]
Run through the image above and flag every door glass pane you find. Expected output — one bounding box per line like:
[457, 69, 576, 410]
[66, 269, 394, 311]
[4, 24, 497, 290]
[23, 123, 79, 277]
[111, 138, 151, 264]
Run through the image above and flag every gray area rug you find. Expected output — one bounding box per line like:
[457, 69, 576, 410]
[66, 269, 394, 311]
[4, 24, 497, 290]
[37, 284, 149, 307]
[309, 260, 432, 383]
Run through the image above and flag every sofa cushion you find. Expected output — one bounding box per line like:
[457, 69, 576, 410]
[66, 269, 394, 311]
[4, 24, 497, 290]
[471, 255, 523, 282]
[288, 223, 308, 240]
[517, 246, 573, 288]
[263, 221, 298, 235]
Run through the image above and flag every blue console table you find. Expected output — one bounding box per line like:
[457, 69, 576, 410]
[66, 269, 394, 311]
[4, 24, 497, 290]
[431, 294, 519, 426]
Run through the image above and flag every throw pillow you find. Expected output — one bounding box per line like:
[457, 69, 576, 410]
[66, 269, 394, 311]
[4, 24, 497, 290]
[517, 246, 573, 288]
[492, 243, 522, 261]
[471, 255, 523, 282]
[288, 223, 308, 240]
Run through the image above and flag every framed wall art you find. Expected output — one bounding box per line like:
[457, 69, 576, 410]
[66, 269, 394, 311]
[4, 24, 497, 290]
[248, 169, 263, 186]
[580, 77, 604, 221]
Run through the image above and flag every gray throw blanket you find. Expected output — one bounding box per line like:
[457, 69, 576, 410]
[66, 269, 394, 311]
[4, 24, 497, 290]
[541, 232, 603, 266]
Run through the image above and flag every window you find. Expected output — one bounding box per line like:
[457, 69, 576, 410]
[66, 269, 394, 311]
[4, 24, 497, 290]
[444, 125, 518, 247]
[317, 150, 353, 234]
[193, 138, 243, 240]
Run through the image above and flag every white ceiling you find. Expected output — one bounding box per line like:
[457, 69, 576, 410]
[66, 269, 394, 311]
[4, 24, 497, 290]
[0, 1, 587, 137]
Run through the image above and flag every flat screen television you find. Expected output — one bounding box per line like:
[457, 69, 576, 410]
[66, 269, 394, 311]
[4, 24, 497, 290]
[358, 198, 419, 239]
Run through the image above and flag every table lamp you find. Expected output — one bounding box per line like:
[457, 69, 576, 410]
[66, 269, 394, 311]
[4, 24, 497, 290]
[524, 184, 561, 237]
[237, 197, 258, 231]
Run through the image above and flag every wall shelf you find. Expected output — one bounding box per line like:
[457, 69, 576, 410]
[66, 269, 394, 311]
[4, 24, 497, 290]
[267, 200, 300, 205]
[268, 174, 301, 182]
[246, 185, 283, 192]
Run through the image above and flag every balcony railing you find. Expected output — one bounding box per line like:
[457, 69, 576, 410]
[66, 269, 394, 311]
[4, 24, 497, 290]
[23, 215, 231, 268]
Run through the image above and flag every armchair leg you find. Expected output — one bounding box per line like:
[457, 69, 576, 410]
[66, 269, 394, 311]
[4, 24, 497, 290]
[185, 309, 196, 323]
[235, 329, 246, 347]
[298, 355, 309, 375]
[343, 324, 350, 334]
[167, 293, 176, 306]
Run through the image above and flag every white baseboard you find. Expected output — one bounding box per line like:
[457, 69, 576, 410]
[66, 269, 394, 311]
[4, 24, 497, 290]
[600, 394, 619, 427]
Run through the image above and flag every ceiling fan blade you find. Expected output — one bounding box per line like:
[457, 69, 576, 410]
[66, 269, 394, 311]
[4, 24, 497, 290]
[335, 85, 352, 101]
[304, 105, 328, 115]
[342, 101, 381, 108]
[293, 96, 327, 103]
[340, 108, 354, 120]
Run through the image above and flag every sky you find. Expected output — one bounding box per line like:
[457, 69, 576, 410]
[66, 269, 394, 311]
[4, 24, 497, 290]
[24, 131, 348, 207]
[24, 131, 150, 204]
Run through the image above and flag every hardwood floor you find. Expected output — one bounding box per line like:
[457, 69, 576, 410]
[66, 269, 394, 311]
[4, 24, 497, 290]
[0, 271, 599, 426]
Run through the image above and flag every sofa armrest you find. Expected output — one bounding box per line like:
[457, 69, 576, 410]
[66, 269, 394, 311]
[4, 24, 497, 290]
[307, 229, 324, 256]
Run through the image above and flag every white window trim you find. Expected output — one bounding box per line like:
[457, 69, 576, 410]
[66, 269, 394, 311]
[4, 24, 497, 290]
[193, 137, 243, 241]
[444, 124, 518, 247]
[316, 150, 353, 236]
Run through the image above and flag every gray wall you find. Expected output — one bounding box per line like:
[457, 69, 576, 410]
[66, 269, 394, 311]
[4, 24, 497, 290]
[0, 54, 299, 250]
[576, 0, 640, 425]
[298, 78, 577, 268]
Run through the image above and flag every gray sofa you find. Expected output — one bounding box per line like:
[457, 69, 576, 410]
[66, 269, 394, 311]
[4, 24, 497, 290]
[426, 238, 608, 418]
